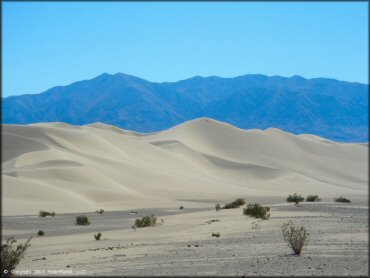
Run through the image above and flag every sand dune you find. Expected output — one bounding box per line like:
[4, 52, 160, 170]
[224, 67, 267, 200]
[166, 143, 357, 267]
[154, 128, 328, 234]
[2, 118, 367, 216]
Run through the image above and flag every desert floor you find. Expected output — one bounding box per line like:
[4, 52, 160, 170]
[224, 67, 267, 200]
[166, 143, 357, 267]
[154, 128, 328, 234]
[3, 198, 368, 276]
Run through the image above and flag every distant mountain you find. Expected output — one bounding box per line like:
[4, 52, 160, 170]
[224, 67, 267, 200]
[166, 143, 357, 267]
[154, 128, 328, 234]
[2, 73, 368, 142]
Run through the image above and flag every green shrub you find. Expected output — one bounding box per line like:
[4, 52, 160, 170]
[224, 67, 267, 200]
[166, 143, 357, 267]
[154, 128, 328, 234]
[281, 220, 310, 255]
[334, 196, 351, 203]
[75, 215, 90, 225]
[39, 211, 55, 217]
[37, 230, 45, 236]
[134, 215, 157, 228]
[306, 195, 321, 202]
[94, 233, 102, 240]
[215, 204, 221, 211]
[243, 204, 270, 219]
[179, 206, 184, 210]
[287, 193, 304, 204]
[223, 198, 246, 209]
[212, 232, 220, 238]
[95, 209, 104, 214]
[1, 236, 32, 275]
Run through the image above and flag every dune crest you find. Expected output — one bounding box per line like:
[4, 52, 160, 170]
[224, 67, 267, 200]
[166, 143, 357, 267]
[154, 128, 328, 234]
[2, 118, 367, 215]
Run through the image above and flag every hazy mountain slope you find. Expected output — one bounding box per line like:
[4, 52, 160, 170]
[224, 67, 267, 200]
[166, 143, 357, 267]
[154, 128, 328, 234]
[3, 73, 368, 142]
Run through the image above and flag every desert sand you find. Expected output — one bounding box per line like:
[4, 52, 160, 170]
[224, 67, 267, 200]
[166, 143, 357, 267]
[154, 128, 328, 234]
[2, 118, 368, 276]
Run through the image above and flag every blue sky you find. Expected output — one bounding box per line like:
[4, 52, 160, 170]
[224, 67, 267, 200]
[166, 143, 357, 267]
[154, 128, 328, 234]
[3, 2, 368, 97]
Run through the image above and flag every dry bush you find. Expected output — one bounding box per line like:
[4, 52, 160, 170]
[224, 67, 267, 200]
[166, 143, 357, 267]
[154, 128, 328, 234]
[94, 232, 102, 240]
[95, 209, 104, 214]
[37, 230, 45, 236]
[39, 211, 55, 217]
[243, 204, 270, 219]
[134, 215, 157, 228]
[334, 196, 351, 203]
[287, 193, 304, 204]
[281, 220, 310, 255]
[212, 232, 220, 238]
[215, 204, 221, 211]
[1, 236, 32, 276]
[306, 195, 321, 202]
[75, 215, 90, 225]
[223, 198, 246, 209]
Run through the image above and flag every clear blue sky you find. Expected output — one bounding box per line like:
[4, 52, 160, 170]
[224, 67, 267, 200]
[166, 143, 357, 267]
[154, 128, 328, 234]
[3, 2, 368, 97]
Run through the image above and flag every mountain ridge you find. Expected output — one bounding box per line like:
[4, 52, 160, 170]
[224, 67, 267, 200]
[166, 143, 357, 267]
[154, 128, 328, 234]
[3, 72, 368, 142]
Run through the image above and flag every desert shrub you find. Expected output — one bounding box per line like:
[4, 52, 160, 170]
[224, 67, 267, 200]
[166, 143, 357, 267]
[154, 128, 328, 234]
[94, 233, 102, 240]
[281, 220, 310, 255]
[251, 222, 261, 230]
[223, 198, 246, 209]
[334, 196, 351, 203]
[95, 209, 104, 214]
[243, 204, 270, 219]
[306, 195, 321, 202]
[205, 219, 220, 224]
[39, 211, 55, 217]
[1, 236, 32, 276]
[287, 193, 304, 204]
[212, 232, 220, 238]
[37, 230, 45, 236]
[179, 206, 184, 210]
[134, 215, 157, 228]
[215, 204, 221, 211]
[75, 215, 90, 225]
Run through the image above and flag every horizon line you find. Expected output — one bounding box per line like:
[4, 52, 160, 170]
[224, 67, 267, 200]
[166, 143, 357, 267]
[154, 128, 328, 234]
[4, 72, 369, 98]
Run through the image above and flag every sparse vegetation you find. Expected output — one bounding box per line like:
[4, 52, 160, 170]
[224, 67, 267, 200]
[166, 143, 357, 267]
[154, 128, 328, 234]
[1, 236, 32, 276]
[212, 232, 220, 238]
[37, 230, 45, 236]
[95, 209, 104, 214]
[306, 195, 321, 202]
[243, 204, 270, 219]
[281, 220, 310, 255]
[215, 204, 221, 211]
[134, 215, 157, 228]
[287, 193, 304, 204]
[205, 219, 220, 224]
[334, 196, 351, 203]
[251, 222, 261, 230]
[179, 206, 184, 210]
[94, 233, 102, 240]
[223, 198, 246, 209]
[75, 215, 90, 225]
[39, 211, 55, 217]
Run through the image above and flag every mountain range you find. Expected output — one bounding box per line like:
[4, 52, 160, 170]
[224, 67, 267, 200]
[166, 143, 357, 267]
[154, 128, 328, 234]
[3, 73, 368, 142]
